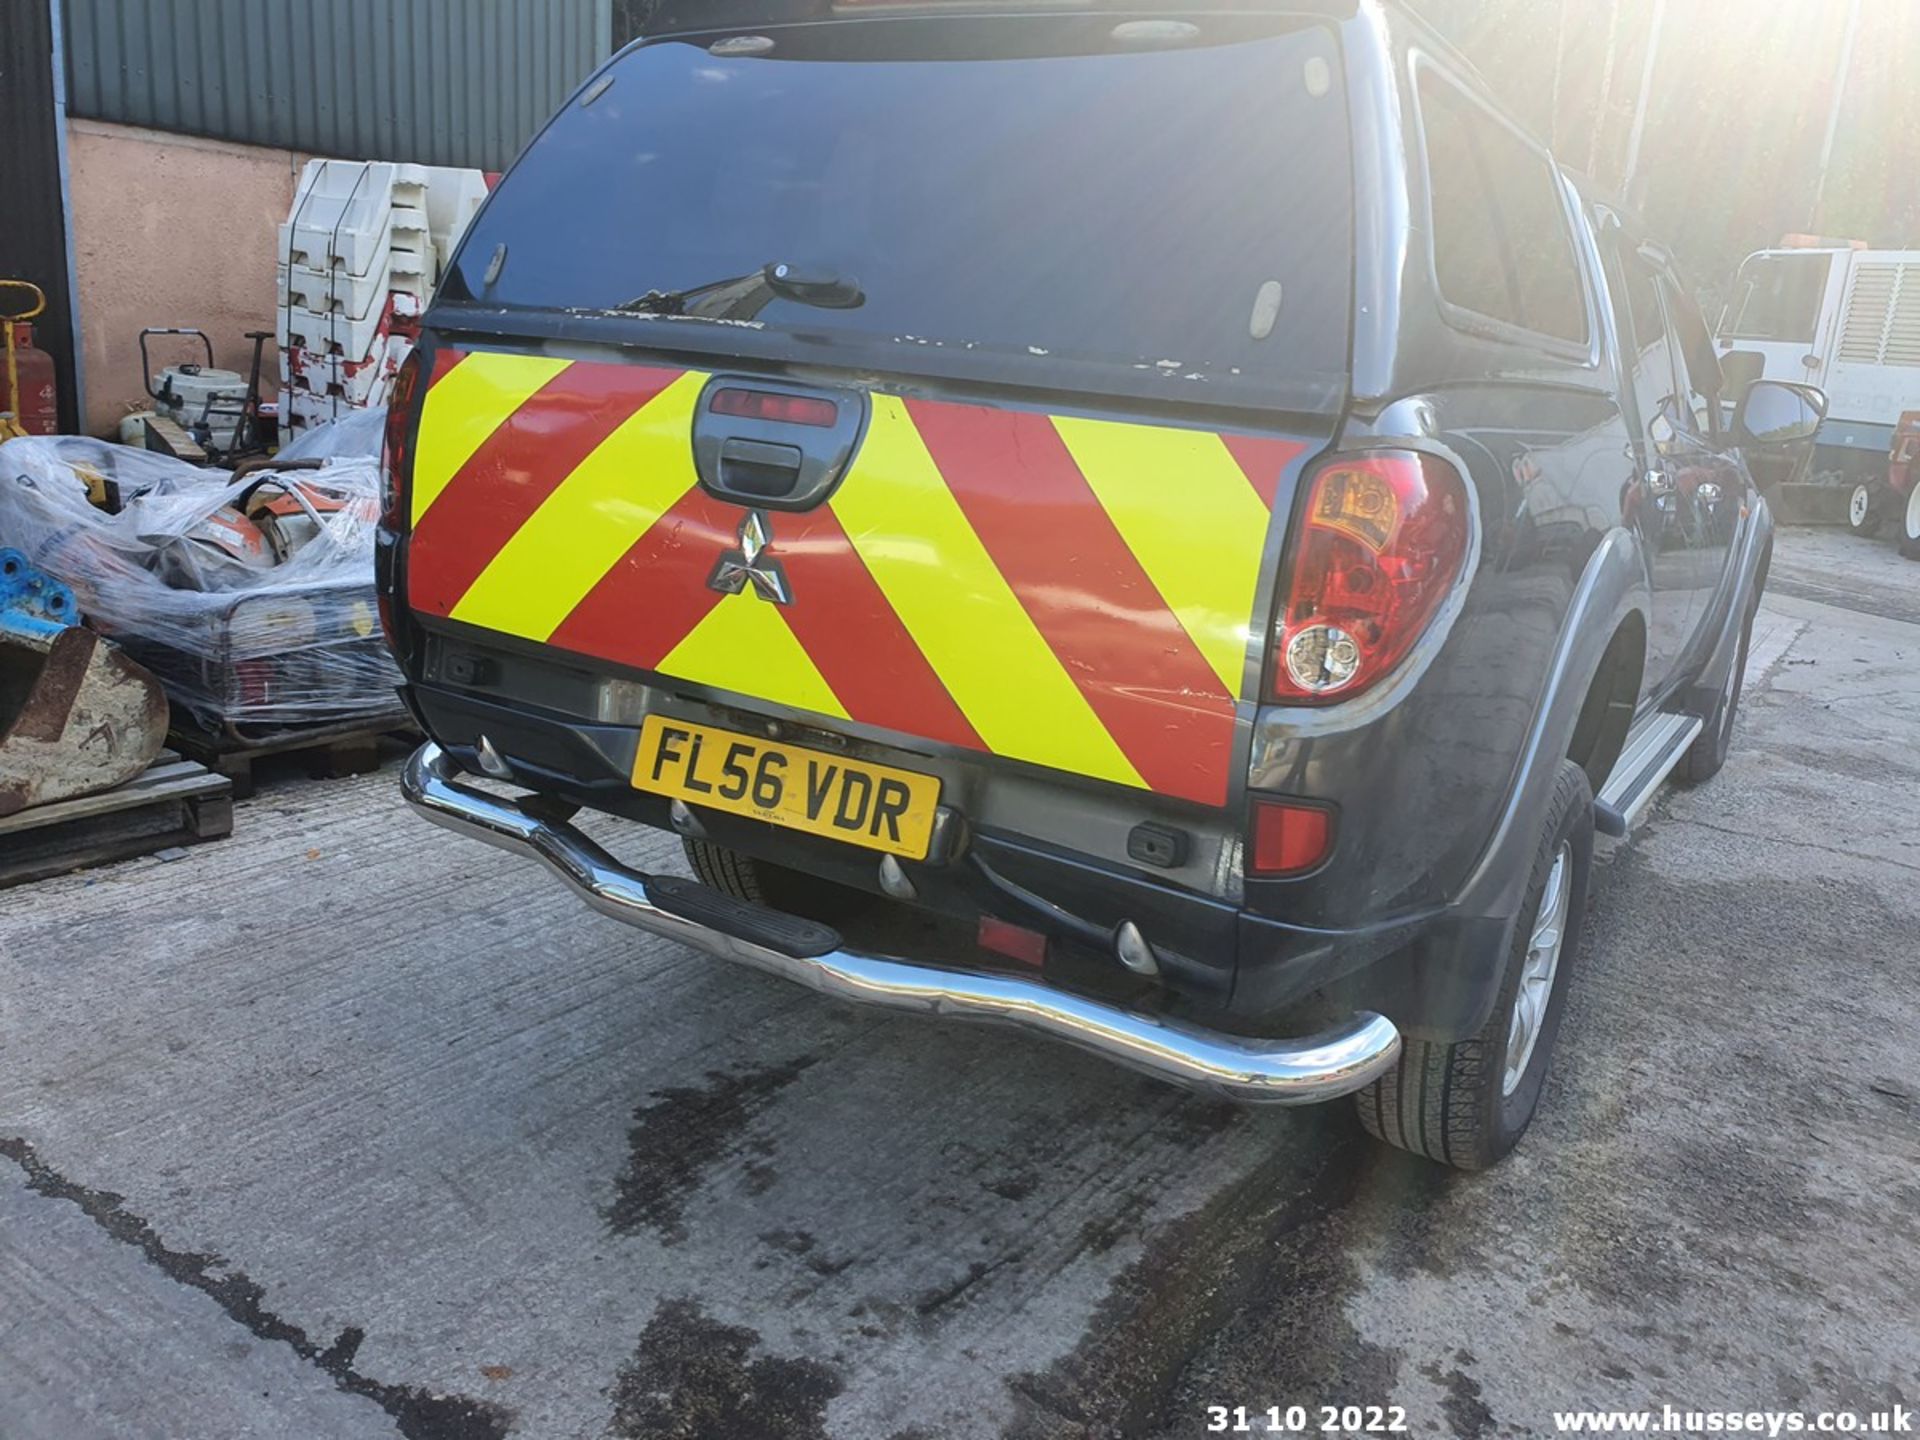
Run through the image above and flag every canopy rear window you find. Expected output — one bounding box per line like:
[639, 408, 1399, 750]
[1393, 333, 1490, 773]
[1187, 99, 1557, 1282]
[443, 14, 1354, 412]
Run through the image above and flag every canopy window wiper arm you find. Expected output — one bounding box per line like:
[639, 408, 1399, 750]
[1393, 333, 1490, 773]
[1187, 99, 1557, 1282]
[619, 271, 760, 317]
[618, 261, 864, 319]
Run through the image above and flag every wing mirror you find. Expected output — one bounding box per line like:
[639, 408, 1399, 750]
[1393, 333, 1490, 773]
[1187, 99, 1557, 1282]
[1734, 379, 1826, 448]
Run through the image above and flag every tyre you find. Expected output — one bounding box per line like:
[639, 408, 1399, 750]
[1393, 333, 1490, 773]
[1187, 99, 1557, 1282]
[1847, 482, 1884, 538]
[1357, 760, 1593, 1170]
[1675, 601, 1753, 785]
[682, 837, 875, 924]
[1902, 483, 1920, 561]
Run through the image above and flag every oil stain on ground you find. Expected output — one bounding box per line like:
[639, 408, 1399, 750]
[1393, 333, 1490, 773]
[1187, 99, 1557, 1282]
[0, 1136, 510, 1440]
[1002, 1116, 1447, 1440]
[608, 1295, 841, 1440]
[604, 1056, 817, 1245]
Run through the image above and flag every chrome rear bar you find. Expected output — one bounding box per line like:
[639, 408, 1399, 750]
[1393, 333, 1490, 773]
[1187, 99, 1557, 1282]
[401, 742, 1401, 1106]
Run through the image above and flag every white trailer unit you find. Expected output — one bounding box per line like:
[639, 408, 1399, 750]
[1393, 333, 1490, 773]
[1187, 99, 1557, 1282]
[1716, 246, 1920, 534]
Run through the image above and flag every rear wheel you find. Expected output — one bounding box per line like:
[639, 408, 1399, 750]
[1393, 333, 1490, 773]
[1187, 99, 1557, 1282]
[1357, 760, 1593, 1170]
[682, 837, 875, 924]
[1902, 483, 1920, 560]
[1848, 482, 1885, 537]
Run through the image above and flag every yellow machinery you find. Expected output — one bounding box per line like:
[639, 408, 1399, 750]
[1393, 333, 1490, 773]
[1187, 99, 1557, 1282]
[1, 280, 50, 442]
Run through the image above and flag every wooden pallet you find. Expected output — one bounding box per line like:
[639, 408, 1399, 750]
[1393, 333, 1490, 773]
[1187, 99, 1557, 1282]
[168, 716, 416, 800]
[0, 752, 234, 889]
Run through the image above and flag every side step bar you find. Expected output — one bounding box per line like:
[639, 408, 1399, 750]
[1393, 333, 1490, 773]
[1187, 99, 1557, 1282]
[401, 742, 1401, 1106]
[1594, 713, 1704, 837]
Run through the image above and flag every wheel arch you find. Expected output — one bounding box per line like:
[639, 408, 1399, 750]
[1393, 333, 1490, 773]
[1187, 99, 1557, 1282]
[1565, 610, 1645, 796]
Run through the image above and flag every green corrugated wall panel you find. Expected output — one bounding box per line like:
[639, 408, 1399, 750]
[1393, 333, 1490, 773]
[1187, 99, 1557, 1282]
[62, 0, 613, 169]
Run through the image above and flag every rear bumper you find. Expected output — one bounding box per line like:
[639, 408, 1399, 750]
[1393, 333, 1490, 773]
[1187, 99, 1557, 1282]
[401, 741, 1402, 1106]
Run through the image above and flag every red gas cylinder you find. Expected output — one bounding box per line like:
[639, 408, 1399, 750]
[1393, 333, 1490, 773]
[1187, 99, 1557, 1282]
[6, 322, 59, 435]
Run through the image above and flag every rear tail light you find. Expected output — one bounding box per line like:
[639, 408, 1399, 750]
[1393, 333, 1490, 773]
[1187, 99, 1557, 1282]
[1269, 450, 1470, 703]
[1249, 798, 1334, 877]
[380, 350, 428, 534]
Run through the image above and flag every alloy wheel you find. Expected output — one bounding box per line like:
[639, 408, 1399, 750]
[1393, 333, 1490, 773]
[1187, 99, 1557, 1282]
[1504, 843, 1572, 1096]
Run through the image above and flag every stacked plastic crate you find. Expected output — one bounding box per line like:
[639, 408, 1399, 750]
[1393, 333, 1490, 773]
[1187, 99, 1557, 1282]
[276, 161, 489, 441]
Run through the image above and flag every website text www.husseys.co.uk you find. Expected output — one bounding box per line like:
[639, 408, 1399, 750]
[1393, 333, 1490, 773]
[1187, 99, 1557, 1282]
[1553, 1407, 1912, 1435]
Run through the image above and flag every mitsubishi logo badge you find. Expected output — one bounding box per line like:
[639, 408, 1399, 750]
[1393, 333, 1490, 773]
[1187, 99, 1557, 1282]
[707, 509, 792, 605]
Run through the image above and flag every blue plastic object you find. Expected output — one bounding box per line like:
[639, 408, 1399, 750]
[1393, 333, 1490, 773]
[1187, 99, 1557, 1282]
[0, 547, 79, 644]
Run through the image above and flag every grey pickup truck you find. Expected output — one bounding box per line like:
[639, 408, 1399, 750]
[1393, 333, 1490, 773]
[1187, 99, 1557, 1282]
[376, 0, 1824, 1168]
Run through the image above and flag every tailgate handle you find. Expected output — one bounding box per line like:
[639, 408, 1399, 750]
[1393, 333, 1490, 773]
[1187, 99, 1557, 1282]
[692, 376, 867, 512]
[717, 437, 805, 500]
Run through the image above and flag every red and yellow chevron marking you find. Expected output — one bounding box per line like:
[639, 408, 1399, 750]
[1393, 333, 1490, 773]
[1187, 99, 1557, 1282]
[407, 350, 1305, 807]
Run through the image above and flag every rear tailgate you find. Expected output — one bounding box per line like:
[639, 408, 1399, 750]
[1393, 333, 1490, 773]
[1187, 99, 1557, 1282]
[406, 354, 1321, 808]
[399, 9, 1354, 814]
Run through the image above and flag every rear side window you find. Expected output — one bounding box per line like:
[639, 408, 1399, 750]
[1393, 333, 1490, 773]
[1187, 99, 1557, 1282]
[1724, 253, 1830, 343]
[1417, 67, 1588, 347]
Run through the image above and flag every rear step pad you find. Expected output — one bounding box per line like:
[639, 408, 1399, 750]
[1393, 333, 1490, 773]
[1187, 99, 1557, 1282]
[1593, 713, 1704, 837]
[644, 874, 843, 959]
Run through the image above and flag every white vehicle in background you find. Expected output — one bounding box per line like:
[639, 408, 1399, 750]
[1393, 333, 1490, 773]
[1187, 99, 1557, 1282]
[1715, 240, 1920, 537]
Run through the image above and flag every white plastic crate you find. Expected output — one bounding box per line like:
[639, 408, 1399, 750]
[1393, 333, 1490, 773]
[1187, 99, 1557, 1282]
[408, 166, 490, 270]
[275, 292, 422, 360]
[281, 334, 412, 408]
[279, 207, 430, 282]
[282, 160, 484, 276]
[281, 162, 404, 275]
[280, 385, 344, 433]
[283, 364, 392, 410]
[277, 243, 432, 320]
[274, 158, 488, 439]
[280, 374, 399, 434]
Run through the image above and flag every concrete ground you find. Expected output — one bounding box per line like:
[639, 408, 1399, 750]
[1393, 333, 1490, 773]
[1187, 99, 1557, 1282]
[2, 526, 1915, 1440]
[1766, 519, 1920, 626]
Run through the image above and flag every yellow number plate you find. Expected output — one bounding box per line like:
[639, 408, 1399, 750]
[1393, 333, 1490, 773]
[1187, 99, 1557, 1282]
[632, 716, 943, 860]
